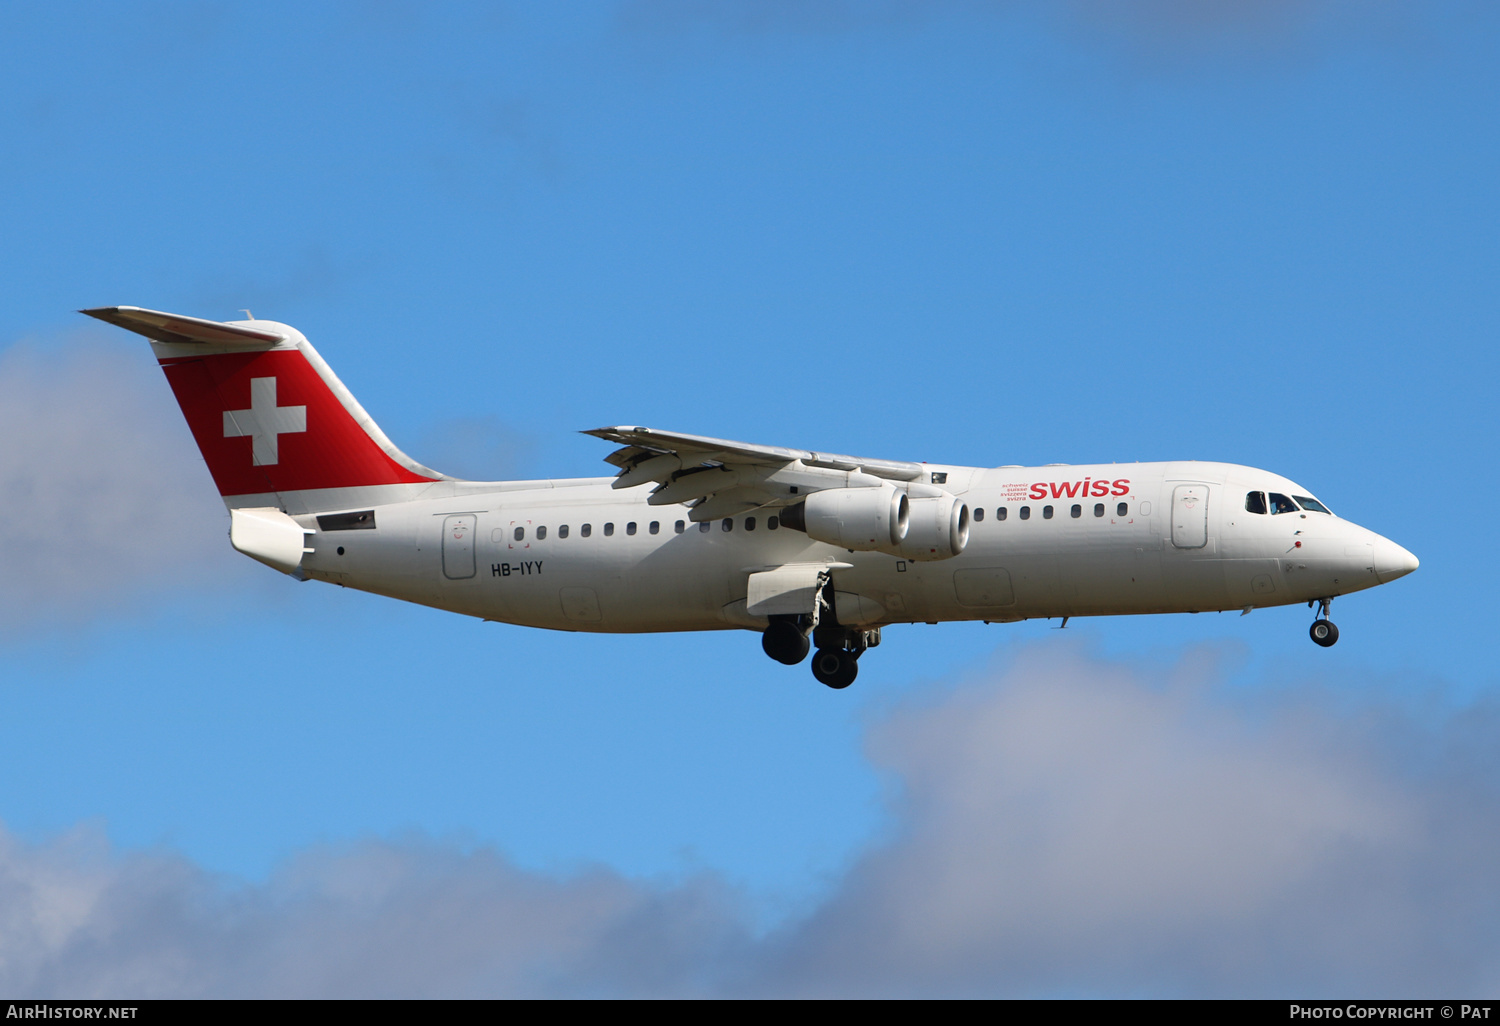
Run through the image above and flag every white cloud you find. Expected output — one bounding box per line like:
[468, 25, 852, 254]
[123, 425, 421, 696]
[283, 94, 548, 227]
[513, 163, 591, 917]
[0, 335, 250, 636]
[0, 827, 748, 998]
[3, 645, 1499, 996]
[755, 647, 1486, 996]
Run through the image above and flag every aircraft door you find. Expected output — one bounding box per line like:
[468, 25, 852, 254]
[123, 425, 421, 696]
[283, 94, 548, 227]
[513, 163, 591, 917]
[442, 514, 477, 579]
[1171, 485, 1209, 549]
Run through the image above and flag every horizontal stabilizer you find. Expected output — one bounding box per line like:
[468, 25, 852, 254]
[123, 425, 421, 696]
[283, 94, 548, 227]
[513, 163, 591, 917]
[80, 306, 286, 346]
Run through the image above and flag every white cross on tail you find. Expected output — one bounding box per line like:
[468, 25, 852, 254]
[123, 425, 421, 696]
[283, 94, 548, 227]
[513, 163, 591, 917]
[223, 377, 307, 466]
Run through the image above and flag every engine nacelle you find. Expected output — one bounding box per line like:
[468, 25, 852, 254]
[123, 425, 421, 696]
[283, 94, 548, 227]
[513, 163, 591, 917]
[782, 485, 909, 552]
[898, 494, 969, 560]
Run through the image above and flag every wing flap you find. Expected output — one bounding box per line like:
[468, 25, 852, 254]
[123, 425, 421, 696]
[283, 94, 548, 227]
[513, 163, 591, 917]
[687, 487, 773, 522]
[602, 443, 673, 471]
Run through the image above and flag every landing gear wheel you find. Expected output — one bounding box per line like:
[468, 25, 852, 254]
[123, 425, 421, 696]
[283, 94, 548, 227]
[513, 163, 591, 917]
[810, 648, 858, 689]
[762, 621, 810, 665]
[1310, 619, 1339, 647]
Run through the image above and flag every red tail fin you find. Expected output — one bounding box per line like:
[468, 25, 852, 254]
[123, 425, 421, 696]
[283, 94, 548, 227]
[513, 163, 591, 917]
[83, 307, 443, 506]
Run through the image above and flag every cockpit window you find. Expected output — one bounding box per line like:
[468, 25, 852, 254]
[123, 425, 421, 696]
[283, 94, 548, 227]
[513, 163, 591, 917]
[1245, 491, 1267, 514]
[1294, 495, 1331, 514]
[1269, 492, 1299, 515]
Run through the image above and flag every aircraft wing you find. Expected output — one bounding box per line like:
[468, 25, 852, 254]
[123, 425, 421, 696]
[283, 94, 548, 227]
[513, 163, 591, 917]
[585, 426, 924, 479]
[583, 425, 925, 522]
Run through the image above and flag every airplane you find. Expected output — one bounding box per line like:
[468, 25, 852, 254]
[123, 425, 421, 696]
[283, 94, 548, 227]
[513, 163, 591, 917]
[83, 305, 1420, 689]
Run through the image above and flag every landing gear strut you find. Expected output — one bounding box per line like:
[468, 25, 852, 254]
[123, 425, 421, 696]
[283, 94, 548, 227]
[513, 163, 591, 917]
[1309, 597, 1339, 648]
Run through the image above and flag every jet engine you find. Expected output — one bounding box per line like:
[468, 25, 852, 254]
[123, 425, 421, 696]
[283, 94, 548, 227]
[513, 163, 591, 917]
[780, 485, 909, 552]
[898, 493, 969, 560]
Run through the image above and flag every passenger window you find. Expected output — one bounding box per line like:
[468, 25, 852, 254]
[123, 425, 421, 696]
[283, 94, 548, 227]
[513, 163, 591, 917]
[973, 507, 984, 522]
[1245, 491, 1268, 515]
[1269, 493, 1299, 515]
[1094, 503, 1104, 517]
[1070, 504, 1081, 518]
[1019, 506, 1030, 521]
[674, 520, 685, 534]
[1043, 505, 1054, 519]
[1294, 495, 1331, 514]
[721, 518, 733, 532]
[997, 507, 1007, 521]
[604, 523, 615, 536]
[581, 523, 592, 537]
[513, 526, 525, 541]
[536, 526, 547, 540]
[649, 521, 660, 535]
[699, 521, 711, 533]
[1117, 502, 1128, 517]
[626, 522, 637, 536]
[745, 517, 756, 531]
[559, 525, 569, 539]
[768, 516, 779, 530]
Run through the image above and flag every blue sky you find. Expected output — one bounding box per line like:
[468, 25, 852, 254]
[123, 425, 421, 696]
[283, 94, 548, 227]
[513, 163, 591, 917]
[1, 1, 1497, 997]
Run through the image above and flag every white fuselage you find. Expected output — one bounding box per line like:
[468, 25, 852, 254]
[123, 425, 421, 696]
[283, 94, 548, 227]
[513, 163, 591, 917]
[77, 306, 1415, 659]
[295, 460, 1414, 634]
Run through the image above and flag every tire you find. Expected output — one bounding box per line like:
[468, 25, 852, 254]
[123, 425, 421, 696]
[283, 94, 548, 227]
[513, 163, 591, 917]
[1310, 619, 1339, 647]
[811, 649, 858, 689]
[762, 621, 810, 665]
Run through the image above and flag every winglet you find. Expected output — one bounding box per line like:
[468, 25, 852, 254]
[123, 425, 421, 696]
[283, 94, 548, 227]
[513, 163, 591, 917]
[81, 306, 286, 346]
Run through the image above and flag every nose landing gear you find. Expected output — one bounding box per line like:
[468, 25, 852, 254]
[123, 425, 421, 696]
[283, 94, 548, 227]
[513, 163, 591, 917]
[1309, 597, 1339, 647]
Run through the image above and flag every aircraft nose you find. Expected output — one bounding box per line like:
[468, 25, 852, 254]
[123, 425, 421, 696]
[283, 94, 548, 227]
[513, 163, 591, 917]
[1373, 539, 1419, 583]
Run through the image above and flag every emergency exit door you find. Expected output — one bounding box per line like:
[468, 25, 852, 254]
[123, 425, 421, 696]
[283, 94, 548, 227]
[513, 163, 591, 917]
[1171, 485, 1209, 549]
[442, 514, 476, 579]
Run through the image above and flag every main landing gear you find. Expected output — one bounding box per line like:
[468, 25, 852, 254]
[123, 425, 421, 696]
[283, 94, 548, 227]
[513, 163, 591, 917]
[761, 614, 880, 689]
[1309, 597, 1339, 648]
[809, 625, 879, 689]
